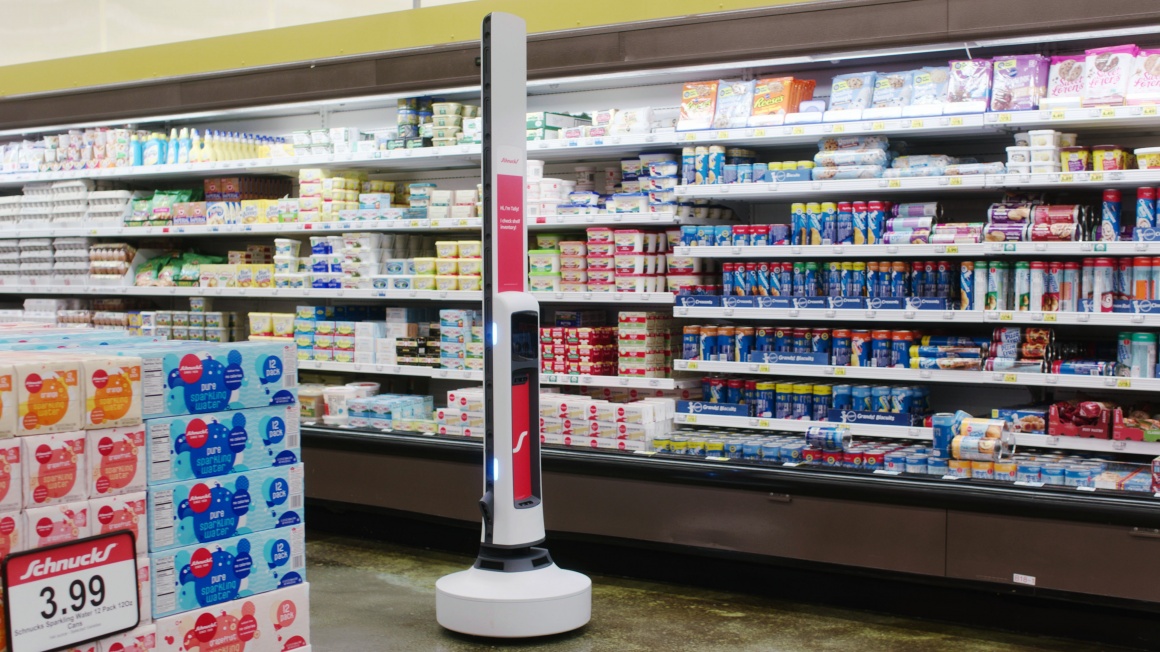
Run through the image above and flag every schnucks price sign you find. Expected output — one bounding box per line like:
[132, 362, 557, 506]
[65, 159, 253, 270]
[3, 531, 139, 652]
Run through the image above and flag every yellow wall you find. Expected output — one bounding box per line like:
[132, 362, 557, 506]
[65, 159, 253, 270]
[0, 0, 815, 97]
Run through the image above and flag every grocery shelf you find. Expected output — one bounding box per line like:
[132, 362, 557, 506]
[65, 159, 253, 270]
[541, 373, 701, 390]
[674, 305, 969, 323]
[982, 310, 1160, 326]
[673, 243, 989, 258]
[527, 212, 719, 228]
[8, 217, 482, 239]
[673, 113, 992, 148]
[675, 175, 988, 202]
[673, 412, 932, 441]
[532, 291, 674, 304]
[301, 359, 482, 381]
[673, 359, 1157, 393]
[0, 284, 483, 301]
[1013, 433, 1160, 457]
[985, 104, 1160, 131]
[990, 168, 1160, 191]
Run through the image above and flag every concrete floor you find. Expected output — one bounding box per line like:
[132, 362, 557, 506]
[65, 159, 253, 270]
[305, 532, 1119, 652]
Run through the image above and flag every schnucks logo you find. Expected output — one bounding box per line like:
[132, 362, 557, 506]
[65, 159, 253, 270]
[19, 542, 118, 580]
[179, 354, 204, 384]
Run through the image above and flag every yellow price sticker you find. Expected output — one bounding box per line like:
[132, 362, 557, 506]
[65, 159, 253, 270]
[1090, 173, 1104, 182]
[832, 124, 846, 133]
[888, 179, 901, 188]
[684, 414, 697, 423]
[998, 113, 1012, 123]
[754, 129, 766, 137]
[999, 313, 1014, 321]
[1050, 109, 1066, 120]
[871, 121, 886, 131]
[684, 133, 696, 141]
[686, 361, 699, 370]
[911, 119, 924, 128]
[791, 126, 804, 135]
[945, 245, 959, 253]
[1060, 173, 1074, 183]
[949, 177, 963, 186]
[1117, 378, 1132, 388]
[950, 117, 964, 126]
[758, 365, 771, 373]
[1043, 313, 1058, 322]
[716, 131, 729, 139]
[834, 368, 847, 376]
[1003, 373, 1018, 383]
[1101, 107, 1116, 118]
[1144, 105, 1158, 116]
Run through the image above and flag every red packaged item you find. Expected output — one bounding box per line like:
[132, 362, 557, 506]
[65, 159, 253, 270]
[1049, 401, 1112, 439]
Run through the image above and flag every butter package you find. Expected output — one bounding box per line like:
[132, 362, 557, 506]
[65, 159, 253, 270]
[146, 464, 304, 552]
[24, 500, 90, 548]
[14, 357, 83, 435]
[0, 439, 21, 513]
[146, 405, 301, 485]
[22, 430, 87, 507]
[90, 490, 148, 554]
[108, 342, 297, 418]
[88, 425, 146, 497]
[153, 583, 311, 652]
[98, 623, 156, 652]
[149, 525, 306, 618]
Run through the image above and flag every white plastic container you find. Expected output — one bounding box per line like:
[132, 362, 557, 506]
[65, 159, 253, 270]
[1028, 130, 1061, 147]
[1029, 146, 1060, 163]
[1006, 146, 1031, 163]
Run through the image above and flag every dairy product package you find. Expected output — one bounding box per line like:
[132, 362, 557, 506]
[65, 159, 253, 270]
[109, 342, 297, 418]
[24, 500, 89, 548]
[910, 67, 950, 106]
[138, 555, 153, 625]
[1044, 55, 1086, 108]
[22, 430, 87, 507]
[153, 583, 310, 652]
[146, 405, 301, 485]
[88, 425, 146, 497]
[146, 464, 304, 552]
[149, 525, 306, 618]
[90, 491, 148, 554]
[871, 71, 914, 108]
[79, 355, 143, 429]
[14, 357, 83, 435]
[1083, 44, 1139, 107]
[0, 364, 14, 437]
[0, 511, 22, 558]
[0, 438, 21, 513]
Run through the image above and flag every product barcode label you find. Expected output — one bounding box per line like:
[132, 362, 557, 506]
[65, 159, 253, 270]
[286, 405, 301, 449]
[152, 489, 175, 548]
[290, 467, 304, 510]
[293, 527, 306, 568]
[148, 422, 173, 481]
[154, 555, 177, 614]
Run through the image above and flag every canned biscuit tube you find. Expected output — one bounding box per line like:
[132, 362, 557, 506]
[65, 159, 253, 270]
[951, 435, 1008, 461]
[993, 460, 1018, 482]
[946, 459, 973, 478]
[806, 425, 851, 452]
[885, 216, 935, 231]
[959, 418, 1008, 440]
[910, 358, 982, 370]
[922, 335, 990, 348]
[986, 203, 1033, 224]
[1029, 223, 1080, 241]
[971, 460, 995, 480]
[881, 231, 931, 245]
[983, 224, 1028, 242]
[984, 358, 1045, 372]
[1031, 204, 1081, 224]
[893, 202, 941, 218]
[909, 345, 984, 359]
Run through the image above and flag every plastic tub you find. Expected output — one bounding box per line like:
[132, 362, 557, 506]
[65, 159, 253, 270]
[1135, 147, 1160, 170]
[1028, 130, 1060, 147]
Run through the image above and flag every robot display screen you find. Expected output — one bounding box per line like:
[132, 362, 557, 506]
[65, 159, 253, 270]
[510, 311, 538, 361]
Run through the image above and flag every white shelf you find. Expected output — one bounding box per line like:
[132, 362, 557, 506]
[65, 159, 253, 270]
[982, 310, 1160, 326]
[532, 291, 674, 304]
[301, 360, 482, 381]
[990, 168, 1160, 191]
[7, 217, 482, 239]
[986, 104, 1160, 131]
[674, 305, 970, 323]
[671, 113, 991, 148]
[673, 243, 988, 258]
[0, 284, 482, 300]
[674, 359, 1156, 393]
[541, 373, 700, 390]
[676, 175, 988, 201]
[674, 412, 932, 440]
[1013, 433, 1160, 456]
[527, 212, 721, 228]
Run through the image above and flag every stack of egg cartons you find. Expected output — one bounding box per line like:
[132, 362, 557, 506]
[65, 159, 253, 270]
[19, 237, 53, 284]
[19, 182, 52, 226]
[50, 179, 92, 225]
[0, 195, 21, 225]
[0, 239, 17, 285]
[52, 236, 91, 285]
[87, 189, 137, 227]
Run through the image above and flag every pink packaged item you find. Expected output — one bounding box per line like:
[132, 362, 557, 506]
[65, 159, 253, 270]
[1127, 49, 1160, 105]
[0, 512, 22, 559]
[1083, 44, 1139, 107]
[90, 491, 147, 553]
[1044, 55, 1086, 108]
[100, 624, 156, 652]
[947, 59, 993, 103]
[24, 500, 89, 548]
[0, 439, 21, 514]
[22, 430, 87, 507]
[990, 55, 1049, 111]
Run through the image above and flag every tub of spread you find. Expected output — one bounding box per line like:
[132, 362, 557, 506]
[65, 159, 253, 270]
[435, 258, 459, 275]
[561, 282, 588, 293]
[1006, 146, 1031, 163]
[587, 269, 615, 284]
[587, 255, 615, 271]
[457, 240, 482, 258]
[586, 227, 614, 243]
[528, 250, 561, 274]
[559, 241, 587, 256]
[535, 233, 563, 250]
[559, 256, 587, 271]
[457, 258, 482, 276]
[435, 241, 459, 258]
[413, 257, 437, 275]
[615, 254, 648, 275]
[1028, 130, 1061, 147]
[458, 275, 482, 291]
[1029, 146, 1059, 163]
[1136, 147, 1160, 170]
[435, 275, 460, 291]
[613, 229, 645, 253]
[528, 273, 561, 292]
[1092, 145, 1128, 171]
[1060, 146, 1090, 171]
[561, 269, 588, 284]
[412, 275, 437, 290]
[586, 242, 614, 256]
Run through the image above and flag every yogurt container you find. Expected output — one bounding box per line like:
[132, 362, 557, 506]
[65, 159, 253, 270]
[1006, 146, 1031, 163]
[1060, 146, 1090, 171]
[1092, 145, 1128, 171]
[1135, 147, 1160, 170]
[1028, 130, 1061, 147]
[458, 275, 482, 291]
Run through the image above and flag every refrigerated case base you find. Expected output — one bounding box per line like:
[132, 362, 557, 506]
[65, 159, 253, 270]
[305, 427, 1160, 649]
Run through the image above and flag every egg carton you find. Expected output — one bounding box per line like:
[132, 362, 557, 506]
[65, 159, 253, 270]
[88, 190, 137, 207]
[19, 238, 52, 248]
[52, 197, 88, 212]
[51, 179, 94, 198]
[0, 241, 18, 254]
[0, 251, 18, 262]
[53, 261, 90, 271]
[19, 262, 54, 272]
[18, 217, 51, 227]
[53, 237, 92, 250]
[21, 183, 53, 199]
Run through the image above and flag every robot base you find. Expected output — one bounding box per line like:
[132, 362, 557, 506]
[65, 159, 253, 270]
[436, 563, 592, 638]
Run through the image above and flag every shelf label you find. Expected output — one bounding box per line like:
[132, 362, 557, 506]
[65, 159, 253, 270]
[870, 121, 886, 131]
[1101, 108, 1116, 118]
[633, 450, 657, 456]
[888, 179, 901, 188]
[1043, 313, 1057, 322]
[1090, 172, 1104, 182]
[1113, 440, 1127, 451]
[1012, 573, 1037, 586]
[945, 245, 959, 253]
[754, 129, 766, 137]
[997, 113, 1012, 123]
[1050, 109, 1066, 120]
[950, 117, 964, 126]
[791, 126, 804, 135]
[1117, 378, 1132, 388]
[757, 364, 771, 373]
[873, 469, 902, 476]
[1145, 105, 1159, 116]
[715, 131, 728, 139]
[949, 177, 963, 186]
[683, 133, 696, 141]
[1003, 373, 1018, 383]
[1060, 173, 1074, 183]
[705, 455, 729, 462]
[833, 367, 847, 376]
[832, 124, 846, 133]
[999, 312, 1013, 321]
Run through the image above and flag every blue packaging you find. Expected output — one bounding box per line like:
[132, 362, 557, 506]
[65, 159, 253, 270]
[737, 164, 753, 184]
[752, 227, 769, 247]
[695, 224, 716, 246]
[803, 263, 818, 297]
[115, 341, 297, 418]
[1064, 466, 1092, 487]
[699, 330, 717, 361]
[682, 148, 697, 185]
[1138, 192, 1157, 230]
[851, 385, 872, 411]
[832, 384, 853, 410]
[753, 163, 768, 183]
[831, 339, 851, 367]
[755, 263, 771, 296]
[680, 225, 699, 246]
[792, 264, 805, 297]
[892, 337, 913, 368]
[717, 333, 734, 364]
[910, 264, 924, 298]
[811, 394, 829, 422]
[871, 386, 891, 412]
[913, 386, 930, 413]
[773, 326, 791, 352]
[732, 228, 750, 247]
[791, 204, 807, 245]
[147, 463, 304, 552]
[779, 264, 793, 295]
[742, 441, 761, 460]
[755, 327, 773, 352]
[849, 265, 866, 297]
[150, 525, 306, 618]
[826, 264, 842, 297]
[733, 264, 750, 295]
[760, 442, 780, 461]
[1041, 463, 1066, 485]
[927, 457, 949, 475]
[682, 331, 700, 360]
[853, 203, 868, 244]
[780, 443, 804, 463]
[904, 454, 928, 474]
[807, 206, 824, 246]
[722, 264, 735, 296]
[1016, 463, 1042, 483]
[868, 204, 885, 243]
[722, 164, 738, 184]
[792, 330, 810, 353]
[147, 405, 301, 485]
[836, 205, 854, 244]
[821, 203, 836, 244]
[714, 225, 733, 246]
[770, 224, 789, 244]
[736, 329, 755, 358]
[866, 265, 878, 298]
[775, 385, 792, 419]
[889, 387, 912, 414]
[791, 387, 812, 419]
[725, 381, 742, 405]
[871, 336, 892, 368]
[1101, 191, 1121, 241]
[889, 267, 908, 297]
[745, 264, 758, 296]
[811, 329, 831, 354]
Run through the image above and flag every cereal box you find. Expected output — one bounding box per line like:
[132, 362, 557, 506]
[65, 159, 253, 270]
[146, 465, 304, 552]
[24, 500, 90, 548]
[677, 80, 719, 131]
[1127, 49, 1160, 105]
[149, 526, 306, 618]
[107, 342, 297, 418]
[153, 583, 311, 652]
[1044, 55, 1086, 108]
[22, 430, 87, 507]
[0, 439, 21, 513]
[15, 357, 83, 435]
[90, 491, 148, 554]
[80, 355, 143, 429]
[88, 426, 147, 497]
[146, 405, 301, 486]
[1084, 44, 1139, 107]
[98, 624, 156, 652]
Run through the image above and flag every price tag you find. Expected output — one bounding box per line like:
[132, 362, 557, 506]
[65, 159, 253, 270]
[949, 177, 963, 186]
[945, 245, 959, 253]
[950, 117, 964, 126]
[716, 131, 728, 140]
[1050, 109, 1066, 120]
[1100, 107, 1116, 118]
[1145, 105, 1159, 116]
[888, 179, 901, 188]
[1117, 378, 1132, 388]
[1043, 313, 1057, 322]
[999, 312, 1013, 321]
[791, 126, 804, 135]
[758, 365, 771, 373]
[1060, 173, 1074, 183]
[1003, 373, 1018, 383]
[871, 121, 886, 131]
[705, 455, 729, 462]
[1090, 172, 1104, 182]
[910, 119, 924, 128]
[3, 532, 139, 652]
[833, 368, 847, 376]
[997, 113, 1012, 123]
[686, 361, 699, 370]
[754, 129, 766, 137]
[683, 133, 696, 141]
[832, 124, 846, 133]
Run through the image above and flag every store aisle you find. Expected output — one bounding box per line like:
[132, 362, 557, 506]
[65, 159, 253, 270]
[306, 532, 1113, 652]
